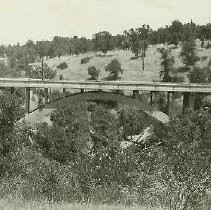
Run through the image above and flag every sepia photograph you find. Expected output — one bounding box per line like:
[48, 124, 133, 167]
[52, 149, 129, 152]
[0, 0, 211, 209]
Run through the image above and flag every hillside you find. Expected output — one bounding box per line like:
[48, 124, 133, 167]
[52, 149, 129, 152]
[42, 42, 211, 83]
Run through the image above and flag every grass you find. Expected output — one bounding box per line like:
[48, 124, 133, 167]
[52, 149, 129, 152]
[43, 42, 211, 83]
[45, 49, 162, 82]
[0, 199, 164, 210]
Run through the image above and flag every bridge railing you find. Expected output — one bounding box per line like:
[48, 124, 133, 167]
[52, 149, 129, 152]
[1, 78, 211, 93]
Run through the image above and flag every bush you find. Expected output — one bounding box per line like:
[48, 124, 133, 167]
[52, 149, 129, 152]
[57, 62, 68, 70]
[175, 66, 188, 73]
[59, 74, 64, 80]
[27, 63, 57, 80]
[1, 99, 211, 209]
[81, 57, 92, 64]
[88, 66, 100, 80]
[202, 56, 208, 61]
[188, 66, 207, 83]
[206, 42, 211, 49]
[105, 59, 124, 80]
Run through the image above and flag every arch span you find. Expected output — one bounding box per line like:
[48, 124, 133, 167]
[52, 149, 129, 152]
[21, 91, 169, 125]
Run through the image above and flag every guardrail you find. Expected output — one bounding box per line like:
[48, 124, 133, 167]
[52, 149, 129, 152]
[1, 78, 211, 93]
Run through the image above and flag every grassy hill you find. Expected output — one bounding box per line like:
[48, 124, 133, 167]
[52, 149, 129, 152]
[43, 42, 211, 83]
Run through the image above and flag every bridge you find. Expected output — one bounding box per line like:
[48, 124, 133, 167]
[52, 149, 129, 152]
[1, 78, 210, 123]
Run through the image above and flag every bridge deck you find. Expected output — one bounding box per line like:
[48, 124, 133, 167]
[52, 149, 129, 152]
[1, 78, 211, 93]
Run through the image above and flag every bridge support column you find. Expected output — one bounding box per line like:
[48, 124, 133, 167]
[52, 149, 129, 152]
[63, 88, 66, 95]
[44, 88, 49, 105]
[10, 87, 15, 94]
[150, 91, 155, 106]
[25, 87, 30, 114]
[183, 92, 195, 113]
[166, 92, 172, 115]
[132, 90, 139, 99]
[81, 88, 84, 93]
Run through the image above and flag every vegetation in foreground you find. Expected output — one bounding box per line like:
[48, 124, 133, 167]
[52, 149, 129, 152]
[0, 90, 211, 210]
[0, 199, 163, 210]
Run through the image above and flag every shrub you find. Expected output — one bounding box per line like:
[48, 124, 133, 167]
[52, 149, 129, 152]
[105, 59, 124, 80]
[176, 66, 188, 72]
[59, 74, 64, 80]
[188, 66, 207, 83]
[81, 57, 92, 64]
[88, 66, 100, 80]
[202, 56, 208, 61]
[28, 63, 57, 80]
[206, 42, 211, 49]
[57, 62, 68, 70]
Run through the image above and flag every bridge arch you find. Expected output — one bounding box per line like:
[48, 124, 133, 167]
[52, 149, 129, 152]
[21, 91, 169, 125]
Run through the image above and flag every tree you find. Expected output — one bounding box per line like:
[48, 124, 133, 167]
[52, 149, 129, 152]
[152, 110, 211, 209]
[36, 41, 52, 59]
[87, 66, 100, 80]
[158, 48, 175, 82]
[105, 59, 124, 80]
[168, 20, 184, 45]
[180, 37, 199, 71]
[188, 66, 207, 83]
[93, 31, 114, 54]
[27, 63, 57, 80]
[127, 25, 150, 70]
[57, 62, 68, 70]
[0, 91, 24, 158]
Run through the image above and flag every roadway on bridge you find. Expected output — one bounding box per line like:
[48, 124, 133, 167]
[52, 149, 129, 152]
[2, 78, 211, 93]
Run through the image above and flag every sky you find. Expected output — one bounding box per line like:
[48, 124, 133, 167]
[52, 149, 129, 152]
[0, 0, 210, 45]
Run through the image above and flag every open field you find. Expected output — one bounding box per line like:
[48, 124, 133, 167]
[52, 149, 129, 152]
[45, 49, 161, 82]
[43, 43, 211, 83]
[0, 200, 164, 210]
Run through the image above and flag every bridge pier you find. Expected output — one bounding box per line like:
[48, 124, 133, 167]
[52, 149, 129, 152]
[183, 92, 195, 112]
[166, 92, 172, 115]
[44, 88, 49, 105]
[81, 88, 84, 93]
[25, 87, 30, 114]
[150, 91, 155, 106]
[132, 90, 139, 99]
[10, 87, 15, 94]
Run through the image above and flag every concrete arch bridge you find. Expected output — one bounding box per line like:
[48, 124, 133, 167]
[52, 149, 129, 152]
[1, 78, 210, 124]
[21, 91, 169, 125]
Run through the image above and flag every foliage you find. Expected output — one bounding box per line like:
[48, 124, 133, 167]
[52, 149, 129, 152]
[151, 110, 211, 209]
[158, 48, 175, 82]
[1, 20, 211, 62]
[81, 57, 92, 64]
[87, 66, 100, 80]
[188, 60, 211, 83]
[27, 63, 57, 80]
[93, 31, 114, 54]
[118, 105, 150, 138]
[189, 66, 208, 83]
[0, 88, 211, 209]
[167, 20, 184, 45]
[105, 59, 124, 80]
[57, 62, 68, 70]
[0, 92, 24, 141]
[0, 61, 21, 78]
[180, 37, 200, 70]
[59, 74, 64, 80]
[126, 25, 150, 70]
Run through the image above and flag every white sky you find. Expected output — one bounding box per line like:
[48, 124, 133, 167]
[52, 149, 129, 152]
[0, 0, 210, 45]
